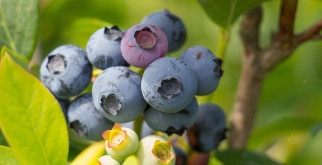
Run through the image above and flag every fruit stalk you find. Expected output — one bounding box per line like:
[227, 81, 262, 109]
[134, 115, 143, 137]
[215, 28, 230, 59]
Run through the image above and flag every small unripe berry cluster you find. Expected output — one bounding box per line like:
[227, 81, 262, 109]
[98, 125, 176, 165]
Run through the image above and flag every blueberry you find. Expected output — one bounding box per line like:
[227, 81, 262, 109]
[121, 120, 154, 138]
[92, 66, 147, 123]
[40, 45, 92, 99]
[121, 24, 168, 68]
[86, 26, 128, 69]
[67, 93, 114, 141]
[187, 103, 227, 152]
[141, 9, 186, 52]
[143, 97, 198, 136]
[172, 146, 188, 165]
[56, 98, 70, 122]
[180, 46, 223, 96]
[141, 57, 198, 113]
[188, 152, 210, 165]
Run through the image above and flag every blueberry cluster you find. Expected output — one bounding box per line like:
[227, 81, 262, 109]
[99, 125, 176, 165]
[39, 9, 227, 155]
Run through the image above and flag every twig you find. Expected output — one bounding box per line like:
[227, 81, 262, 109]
[294, 18, 322, 45]
[228, 6, 264, 149]
[277, 0, 298, 39]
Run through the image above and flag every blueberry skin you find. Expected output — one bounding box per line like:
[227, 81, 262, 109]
[40, 45, 92, 99]
[67, 93, 114, 141]
[121, 24, 168, 68]
[143, 97, 198, 136]
[180, 46, 223, 96]
[56, 98, 70, 122]
[173, 146, 188, 165]
[141, 57, 198, 113]
[86, 26, 128, 69]
[92, 66, 147, 123]
[187, 103, 227, 152]
[141, 9, 186, 52]
[121, 120, 154, 139]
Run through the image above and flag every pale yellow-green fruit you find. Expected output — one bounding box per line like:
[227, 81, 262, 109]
[103, 125, 139, 161]
[98, 155, 120, 165]
[136, 135, 176, 165]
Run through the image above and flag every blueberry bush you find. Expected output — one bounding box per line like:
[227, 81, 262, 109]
[1, 0, 322, 165]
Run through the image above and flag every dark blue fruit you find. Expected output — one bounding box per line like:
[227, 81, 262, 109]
[86, 26, 128, 69]
[173, 146, 188, 165]
[180, 46, 223, 96]
[141, 57, 198, 113]
[67, 93, 114, 141]
[141, 9, 187, 52]
[56, 98, 70, 122]
[40, 45, 92, 99]
[121, 120, 154, 138]
[187, 103, 227, 152]
[92, 66, 147, 123]
[143, 98, 198, 136]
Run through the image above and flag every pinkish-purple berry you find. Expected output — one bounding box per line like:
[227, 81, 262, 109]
[121, 24, 168, 68]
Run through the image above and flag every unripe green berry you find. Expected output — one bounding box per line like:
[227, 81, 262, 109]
[98, 155, 120, 165]
[102, 124, 139, 161]
[136, 135, 176, 165]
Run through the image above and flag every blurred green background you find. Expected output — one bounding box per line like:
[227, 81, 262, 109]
[36, 0, 322, 164]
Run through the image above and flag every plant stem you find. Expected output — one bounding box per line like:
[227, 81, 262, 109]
[215, 28, 230, 59]
[229, 0, 322, 148]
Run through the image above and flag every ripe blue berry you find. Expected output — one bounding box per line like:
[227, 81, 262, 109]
[141, 57, 198, 113]
[92, 66, 147, 123]
[143, 98, 198, 136]
[173, 146, 187, 165]
[121, 24, 168, 68]
[121, 120, 154, 138]
[40, 45, 92, 99]
[180, 46, 223, 96]
[67, 93, 114, 141]
[56, 98, 69, 122]
[86, 26, 128, 69]
[141, 9, 186, 52]
[187, 103, 227, 152]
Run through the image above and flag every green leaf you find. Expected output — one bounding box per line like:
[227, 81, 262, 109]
[0, 0, 39, 59]
[0, 146, 20, 165]
[197, 0, 272, 28]
[62, 18, 113, 49]
[311, 122, 322, 137]
[215, 149, 280, 165]
[0, 130, 8, 146]
[286, 131, 322, 165]
[30, 63, 40, 79]
[0, 55, 68, 165]
[1, 46, 29, 71]
[248, 116, 321, 149]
